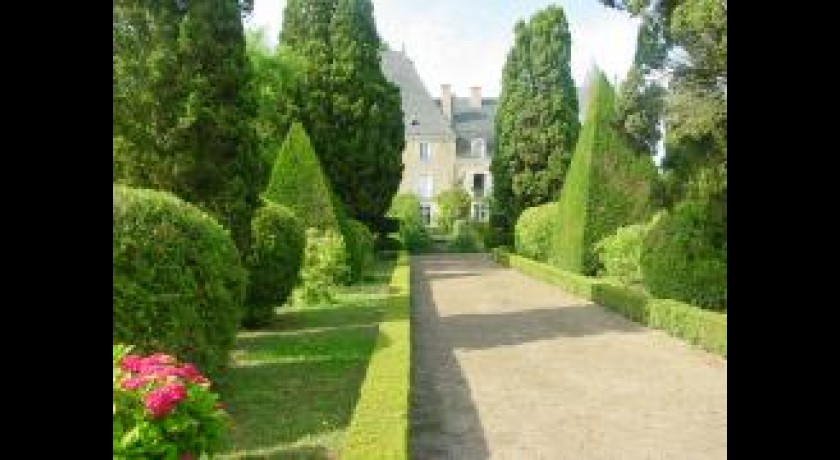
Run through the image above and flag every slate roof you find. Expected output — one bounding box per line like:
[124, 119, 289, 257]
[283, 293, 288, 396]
[380, 50, 454, 137]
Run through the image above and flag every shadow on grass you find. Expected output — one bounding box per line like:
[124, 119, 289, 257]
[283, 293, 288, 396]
[218, 258, 400, 459]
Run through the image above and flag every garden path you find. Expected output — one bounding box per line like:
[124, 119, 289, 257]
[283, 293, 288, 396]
[409, 253, 727, 459]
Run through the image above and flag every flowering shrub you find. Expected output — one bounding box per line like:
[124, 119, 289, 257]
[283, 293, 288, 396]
[113, 344, 228, 459]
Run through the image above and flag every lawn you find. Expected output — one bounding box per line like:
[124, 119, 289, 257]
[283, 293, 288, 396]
[216, 257, 398, 459]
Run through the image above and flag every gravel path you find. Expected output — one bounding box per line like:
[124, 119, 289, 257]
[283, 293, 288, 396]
[409, 253, 727, 460]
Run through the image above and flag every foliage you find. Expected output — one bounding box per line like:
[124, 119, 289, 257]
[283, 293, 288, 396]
[113, 0, 261, 254]
[280, 0, 405, 226]
[345, 219, 376, 283]
[387, 194, 431, 253]
[515, 202, 559, 261]
[435, 188, 471, 233]
[448, 220, 485, 253]
[494, 248, 726, 356]
[113, 345, 228, 458]
[244, 202, 305, 328]
[246, 28, 308, 172]
[641, 195, 726, 310]
[614, 65, 666, 157]
[263, 122, 343, 232]
[113, 185, 246, 377]
[594, 211, 663, 286]
[295, 228, 350, 305]
[492, 5, 580, 236]
[549, 68, 657, 275]
[342, 252, 410, 459]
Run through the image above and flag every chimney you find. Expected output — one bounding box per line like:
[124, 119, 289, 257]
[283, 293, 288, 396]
[470, 86, 482, 109]
[441, 84, 453, 121]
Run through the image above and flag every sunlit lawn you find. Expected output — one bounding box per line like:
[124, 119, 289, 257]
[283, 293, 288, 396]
[217, 258, 397, 459]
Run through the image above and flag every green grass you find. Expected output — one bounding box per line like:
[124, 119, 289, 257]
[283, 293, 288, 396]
[342, 252, 410, 459]
[216, 257, 399, 459]
[493, 248, 727, 357]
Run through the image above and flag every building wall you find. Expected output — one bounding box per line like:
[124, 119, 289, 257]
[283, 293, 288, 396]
[398, 134, 457, 223]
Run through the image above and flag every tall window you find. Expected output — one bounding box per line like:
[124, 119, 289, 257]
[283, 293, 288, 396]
[471, 138, 486, 157]
[472, 202, 489, 221]
[417, 174, 433, 199]
[419, 142, 432, 162]
[420, 204, 432, 226]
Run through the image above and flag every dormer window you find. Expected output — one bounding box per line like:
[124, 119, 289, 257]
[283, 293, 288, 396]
[471, 138, 486, 157]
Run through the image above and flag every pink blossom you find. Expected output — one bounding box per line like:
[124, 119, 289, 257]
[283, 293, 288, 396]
[144, 353, 177, 366]
[120, 376, 149, 391]
[162, 383, 187, 403]
[144, 389, 178, 418]
[120, 355, 143, 373]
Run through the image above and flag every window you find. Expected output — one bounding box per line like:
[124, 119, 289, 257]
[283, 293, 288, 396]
[472, 202, 489, 222]
[419, 142, 432, 162]
[420, 204, 432, 226]
[416, 174, 433, 199]
[471, 138, 486, 157]
[472, 173, 486, 198]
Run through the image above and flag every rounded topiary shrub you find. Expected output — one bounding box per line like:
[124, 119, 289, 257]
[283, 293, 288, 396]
[113, 185, 246, 377]
[244, 202, 305, 328]
[594, 211, 663, 287]
[641, 199, 726, 310]
[515, 202, 558, 261]
[345, 219, 375, 283]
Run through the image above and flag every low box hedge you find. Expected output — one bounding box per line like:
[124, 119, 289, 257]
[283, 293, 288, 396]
[342, 251, 411, 459]
[493, 249, 726, 357]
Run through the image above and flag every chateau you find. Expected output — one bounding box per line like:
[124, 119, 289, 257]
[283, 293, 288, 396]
[381, 49, 496, 226]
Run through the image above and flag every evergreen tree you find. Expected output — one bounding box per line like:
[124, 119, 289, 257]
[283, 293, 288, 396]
[113, 0, 261, 254]
[492, 6, 580, 236]
[279, 0, 405, 228]
[549, 69, 657, 275]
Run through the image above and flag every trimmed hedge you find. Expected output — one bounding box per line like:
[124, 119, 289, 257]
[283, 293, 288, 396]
[244, 202, 305, 328]
[387, 193, 431, 253]
[549, 68, 657, 275]
[515, 202, 559, 261]
[263, 122, 342, 232]
[346, 219, 376, 283]
[641, 197, 727, 310]
[342, 251, 410, 459]
[113, 185, 246, 377]
[493, 249, 726, 357]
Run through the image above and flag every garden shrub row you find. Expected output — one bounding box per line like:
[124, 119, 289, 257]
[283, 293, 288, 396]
[493, 248, 726, 357]
[342, 251, 411, 459]
[113, 185, 246, 377]
[388, 193, 431, 253]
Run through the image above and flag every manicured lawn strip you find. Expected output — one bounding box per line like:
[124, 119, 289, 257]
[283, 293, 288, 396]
[217, 258, 397, 459]
[341, 251, 411, 459]
[493, 249, 727, 357]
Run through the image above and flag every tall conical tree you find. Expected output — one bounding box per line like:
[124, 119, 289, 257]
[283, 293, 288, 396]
[549, 68, 658, 275]
[263, 122, 342, 232]
[492, 5, 580, 237]
[279, 0, 404, 228]
[113, 0, 261, 254]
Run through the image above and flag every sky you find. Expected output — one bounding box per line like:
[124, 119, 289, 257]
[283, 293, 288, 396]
[244, 0, 641, 98]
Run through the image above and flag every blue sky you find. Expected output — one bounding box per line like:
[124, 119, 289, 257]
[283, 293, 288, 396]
[245, 0, 640, 97]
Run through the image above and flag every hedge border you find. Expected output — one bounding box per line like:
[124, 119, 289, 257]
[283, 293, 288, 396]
[492, 248, 726, 357]
[342, 251, 411, 459]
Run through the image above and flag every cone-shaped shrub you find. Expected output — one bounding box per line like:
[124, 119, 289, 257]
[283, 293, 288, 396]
[263, 123, 342, 232]
[113, 185, 246, 377]
[244, 202, 305, 327]
[549, 68, 658, 275]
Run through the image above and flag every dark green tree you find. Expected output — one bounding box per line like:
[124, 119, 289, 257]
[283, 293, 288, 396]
[492, 6, 580, 237]
[279, 0, 405, 228]
[113, 0, 261, 254]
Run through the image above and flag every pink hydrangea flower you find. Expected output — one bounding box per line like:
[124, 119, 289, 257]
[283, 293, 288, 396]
[144, 353, 177, 366]
[120, 355, 143, 373]
[144, 389, 178, 418]
[120, 376, 149, 391]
